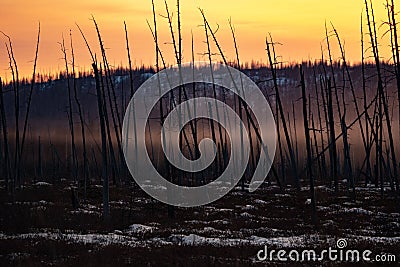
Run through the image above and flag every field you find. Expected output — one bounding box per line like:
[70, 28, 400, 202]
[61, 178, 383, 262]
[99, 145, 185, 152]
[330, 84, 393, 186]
[0, 179, 399, 266]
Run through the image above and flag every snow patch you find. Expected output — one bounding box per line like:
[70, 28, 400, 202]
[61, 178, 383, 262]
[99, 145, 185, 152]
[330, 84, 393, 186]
[125, 224, 157, 235]
[34, 182, 51, 186]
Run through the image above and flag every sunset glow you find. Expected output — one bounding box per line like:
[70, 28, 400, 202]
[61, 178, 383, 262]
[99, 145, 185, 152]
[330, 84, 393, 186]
[0, 0, 392, 79]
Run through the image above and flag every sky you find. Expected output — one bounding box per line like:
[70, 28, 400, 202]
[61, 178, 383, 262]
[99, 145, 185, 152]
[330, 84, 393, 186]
[0, 0, 394, 79]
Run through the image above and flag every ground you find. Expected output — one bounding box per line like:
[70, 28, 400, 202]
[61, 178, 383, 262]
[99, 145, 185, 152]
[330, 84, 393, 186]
[0, 180, 399, 266]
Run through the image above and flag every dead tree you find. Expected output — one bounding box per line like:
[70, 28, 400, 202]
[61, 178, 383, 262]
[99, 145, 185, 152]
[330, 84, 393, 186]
[202, 13, 224, 178]
[92, 17, 124, 183]
[386, 0, 400, 137]
[331, 23, 368, 179]
[20, 23, 40, 180]
[313, 67, 327, 178]
[60, 36, 78, 182]
[199, 9, 280, 189]
[327, 78, 338, 193]
[266, 35, 299, 189]
[151, 0, 174, 218]
[300, 65, 317, 226]
[0, 78, 10, 190]
[124, 21, 138, 172]
[76, 23, 110, 219]
[3, 33, 20, 187]
[360, 13, 373, 185]
[365, 0, 398, 192]
[94, 63, 110, 220]
[70, 31, 88, 196]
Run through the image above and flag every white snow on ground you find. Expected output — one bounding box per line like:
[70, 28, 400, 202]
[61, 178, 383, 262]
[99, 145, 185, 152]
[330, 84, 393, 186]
[346, 235, 400, 246]
[343, 201, 361, 206]
[0, 232, 143, 247]
[240, 227, 284, 236]
[240, 212, 253, 218]
[343, 207, 374, 215]
[140, 184, 167, 191]
[315, 185, 334, 192]
[254, 199, 268, 205]
[185, 219, 229, 225]
[355, 184, 392, 191]
[168, 233, 318, 247]
[6, 253, 30, 261]
[69, 209, 101, 216]
[202, 227, 217, 233]
[317, 206, 331, 211]
[0, 231, 399, 249]
[185, 220, 229, 225]
[322, 220, 336, 226]
[34, 182, 52, 186]
[242, 205, 257, 211]
[205, 207, 233, 213]
[69, 203, 102, 216]
[322, 205, 399, 219]
[387, 222, 400, 228]
[125, 224, 157, 235]
[5, 200, 53, 207]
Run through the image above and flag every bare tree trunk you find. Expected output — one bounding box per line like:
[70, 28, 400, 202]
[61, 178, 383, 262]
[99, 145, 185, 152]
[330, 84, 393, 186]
[99, 65, 118, 186]
[341, 116, 355, 200]
[313, 68, 327, 178]
[331, 24, 368, 182]
[387, 0, 400, 192]
[300, 65, 317, 226]
[190, 31, 200, 185]
[266, 35, 299, 189]
[276, 99, 285, 183]
[164, 0, 197, 169]
[311, 114, 322, 180]
[124, 21, 138, 178]
[77, 22, 110, 219]
[292, 101, 299, 179]
[365, 0, 399, 193]
[3, 35, 20, 188]
[203, 15, 223, 177]
[228, 19, 248, 188]
[319, 67, 332, 184]
[93, 63, 110, 220]
[92, 17, 124, 184]
[124, 22, 135, 99]
[361, 14, 373, 185]
[60, 37, 78, 182]
[327, 78, 338, 193]
[37, 136, 42, 181]
[199, 9, 280, 189]
[0, 78, 10, 191]
[20, 23, 40, 179]
[325, 23, 342, 121]
[386, 0, 400, 142]
[70, 31, 88, 197]
[151, 0, 174, 218]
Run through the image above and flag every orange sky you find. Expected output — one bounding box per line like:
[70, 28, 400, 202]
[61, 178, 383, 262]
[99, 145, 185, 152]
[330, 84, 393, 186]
[0, 0, 394, 80]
